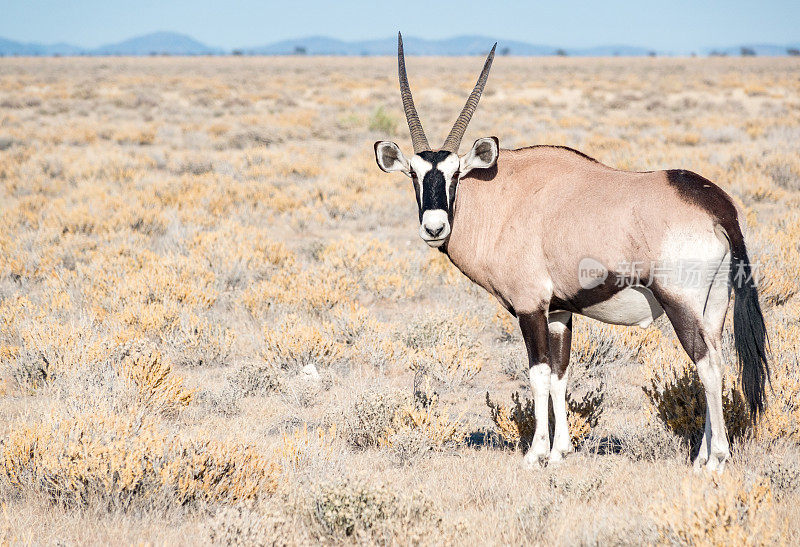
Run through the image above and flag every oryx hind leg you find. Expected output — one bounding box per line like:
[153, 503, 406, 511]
[653, 228, 732, 471]
[692, 335, 730, 472]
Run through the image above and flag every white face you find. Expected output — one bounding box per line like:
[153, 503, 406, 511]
[410, 153, 460, 248]
[374, 137, 499, 249]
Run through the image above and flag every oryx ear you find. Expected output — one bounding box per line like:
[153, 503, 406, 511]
[460, 137, 499, 176]
[374, 141, 411, 176]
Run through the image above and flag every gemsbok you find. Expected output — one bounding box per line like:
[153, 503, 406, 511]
[374, 33, 769, 471]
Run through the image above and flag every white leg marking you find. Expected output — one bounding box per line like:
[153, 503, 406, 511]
[693, 405, 712, 472]
[549, 370, 571, 464]
[695, 347, 730, 472]
[523, 363, 551, 468]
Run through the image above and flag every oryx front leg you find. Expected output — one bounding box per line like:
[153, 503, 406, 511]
[548, 312, 573, 464]
[548, 372, 570, 464]
[519, 311, 551, 468]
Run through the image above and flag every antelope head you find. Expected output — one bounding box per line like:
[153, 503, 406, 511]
[374, 33, 499, 248]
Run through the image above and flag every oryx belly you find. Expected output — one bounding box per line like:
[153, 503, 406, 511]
[579, 286, 664, 327]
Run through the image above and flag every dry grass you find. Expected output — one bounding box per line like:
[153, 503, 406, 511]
[1, 55, 800, 544]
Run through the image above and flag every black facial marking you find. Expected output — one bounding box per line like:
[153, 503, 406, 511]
[448, 172, 459, 216]
[417, 150, 454, 217]
[410, 173, 422, 222]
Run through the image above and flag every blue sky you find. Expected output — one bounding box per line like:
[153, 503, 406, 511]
[1, 0, 798, 51]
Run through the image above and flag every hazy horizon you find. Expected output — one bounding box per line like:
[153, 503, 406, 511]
[2, 0, 799, 54]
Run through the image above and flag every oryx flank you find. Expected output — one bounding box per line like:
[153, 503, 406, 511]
[374, 33, 769, 472]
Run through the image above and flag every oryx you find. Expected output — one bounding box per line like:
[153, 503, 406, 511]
[374, 33, 768, 471]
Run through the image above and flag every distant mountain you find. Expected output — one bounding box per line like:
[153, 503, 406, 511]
[0, 31, 222, 56]
[240, 35, 800, 57]
[89, 31, 223, 55]
[245, 36, 659, 57]
[0, 32, 798, 57]
[245, 35, 554, 56]
[0, 37, 82, 56]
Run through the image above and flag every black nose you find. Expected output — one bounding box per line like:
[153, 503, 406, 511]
[425, 223, 444, 238]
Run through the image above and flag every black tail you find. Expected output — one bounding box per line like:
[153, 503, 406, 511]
[729, 235, 770, 421]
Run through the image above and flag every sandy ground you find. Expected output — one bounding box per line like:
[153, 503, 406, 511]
[0, 55, 799, 544]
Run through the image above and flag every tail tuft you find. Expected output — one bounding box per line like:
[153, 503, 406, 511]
[730, 245, 769, 422]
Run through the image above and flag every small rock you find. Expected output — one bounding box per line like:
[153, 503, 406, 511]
[300, 363, 320, 381]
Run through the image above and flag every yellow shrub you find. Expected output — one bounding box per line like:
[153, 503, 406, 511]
[329, 301, 381, 345]
[666, 131, 701, 146]
[88, 250, 219, 334]
[316, 237, 420, 299]
[491, 305, 517, 340]
[746, 120, 765, 139]
[409, 344, 483, 387]
[755, 321, 800, 442]
[189, 226, 296, 274]
[744, 84, 769, 97]
[557, 115, 590, 129]
[569, 317, 645, 366]
[486, 390, 603, 449]
[118, 345, 194, 415]
[279, 423, 337, 473]
[206, 122, 230, 137]
[643, 362, 749, 445]
[753, 226, 800, 306]
[641, 330, 748, 444]
[13, 318, 109, 389]
[402, 313, 485, 386]
[585, 133, 630, 153]
[262, 315, 344, 371]
[242, 266, 357, 315]
[655, 475, 785, 545]
[758, 262, 800, 308]
[129, 254, 218, 309]
[164, 439, 279, 504]
[423, 252, 464, 286]
[162, 313, 235, 368]
[1, 412, 279, 509]
[385, 395, 466, 450]
[326, 303, 400, 370]
[111, 124, 158, 145]
[746, 183, 785, 203]
[2, 413, 166, 508]
[263, 144, 322, 178]
[117, 300, 181, 335]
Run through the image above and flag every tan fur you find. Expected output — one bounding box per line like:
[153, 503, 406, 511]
[445, 146, 725, 316]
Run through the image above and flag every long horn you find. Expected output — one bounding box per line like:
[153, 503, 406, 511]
[441, 43, 496, 153]
[398, 32, 430, 153]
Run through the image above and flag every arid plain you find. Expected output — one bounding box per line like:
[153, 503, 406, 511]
[1, 55, 800, 544]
